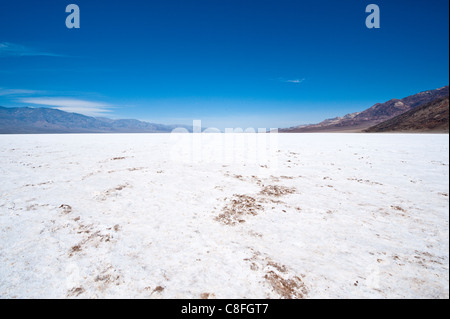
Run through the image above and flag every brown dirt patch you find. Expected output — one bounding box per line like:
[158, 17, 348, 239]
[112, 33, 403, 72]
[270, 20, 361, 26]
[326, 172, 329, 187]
[215, 194, 263, 226]
[200, 292, 215, 299]
[153, 286, 165, 293]
[264, 271, 308, 299]
[59, 204, 72, 214]
[67, 287, 85, 297]
[259, 185, 296, 197]
[391, 205, 406, 212]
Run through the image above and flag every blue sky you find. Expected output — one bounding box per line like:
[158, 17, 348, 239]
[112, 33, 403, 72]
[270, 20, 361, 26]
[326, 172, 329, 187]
[0, 0, 448, 129]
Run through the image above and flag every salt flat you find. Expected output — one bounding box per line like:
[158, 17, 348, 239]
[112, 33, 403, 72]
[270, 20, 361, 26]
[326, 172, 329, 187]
[0, 133, 448, 299]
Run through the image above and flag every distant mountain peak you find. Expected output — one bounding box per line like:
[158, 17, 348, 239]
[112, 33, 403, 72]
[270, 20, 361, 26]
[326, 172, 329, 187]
[0, 106, 192, 134]
[281, 85, 449, 133]
[365, 96, 449, 133]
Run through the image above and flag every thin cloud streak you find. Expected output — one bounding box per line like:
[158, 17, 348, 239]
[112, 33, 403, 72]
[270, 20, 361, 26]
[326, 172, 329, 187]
[0, 88, 42, 96]
[20, 97, 113, 117]
[284, 78, 306, 84]
[274, 77, 306, 85]
[0, 42, 65, 57]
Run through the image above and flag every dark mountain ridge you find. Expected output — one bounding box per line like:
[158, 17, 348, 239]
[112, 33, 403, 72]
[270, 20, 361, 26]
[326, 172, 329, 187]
[365, 96, 449, 133]
[281, 86, 449, 132]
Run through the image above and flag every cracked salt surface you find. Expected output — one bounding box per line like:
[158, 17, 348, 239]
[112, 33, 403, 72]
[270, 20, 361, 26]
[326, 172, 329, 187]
[0, 133, 448, 298]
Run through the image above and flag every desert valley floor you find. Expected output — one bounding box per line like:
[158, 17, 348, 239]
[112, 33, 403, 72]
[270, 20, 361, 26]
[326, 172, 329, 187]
[0, 133, 448, 298]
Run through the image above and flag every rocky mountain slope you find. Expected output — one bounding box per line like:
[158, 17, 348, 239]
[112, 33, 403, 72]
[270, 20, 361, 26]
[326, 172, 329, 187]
[365, 96, 449, 133]
[281, 86, 449, 132]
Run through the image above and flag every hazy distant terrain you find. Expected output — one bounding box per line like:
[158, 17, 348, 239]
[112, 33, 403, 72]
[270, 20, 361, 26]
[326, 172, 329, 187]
[0, 134, 448, 298]
[2, 86, 448, 135]
[281, 86, 449, 133]
[0, 106, 191, 134]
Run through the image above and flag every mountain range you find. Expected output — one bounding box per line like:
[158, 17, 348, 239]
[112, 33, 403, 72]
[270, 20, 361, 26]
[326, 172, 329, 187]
[365, 96, 449, 133]
[0, 106, 191, 134]
[1, 85, 449, 134]
[281, 86, 449, 133]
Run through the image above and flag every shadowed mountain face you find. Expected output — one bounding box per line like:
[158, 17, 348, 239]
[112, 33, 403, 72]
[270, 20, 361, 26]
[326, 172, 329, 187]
[281, 86, 449, 133]
[0, 107, 191, 134]
[365, 96, 449, 133]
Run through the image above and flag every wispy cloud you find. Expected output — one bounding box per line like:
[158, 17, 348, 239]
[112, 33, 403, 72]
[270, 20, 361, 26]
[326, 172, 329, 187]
[0, 42, 65, 57]
[283, 78, 306, 84]
[0, 88, 43, 96]
[20, 98, 113, 117]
